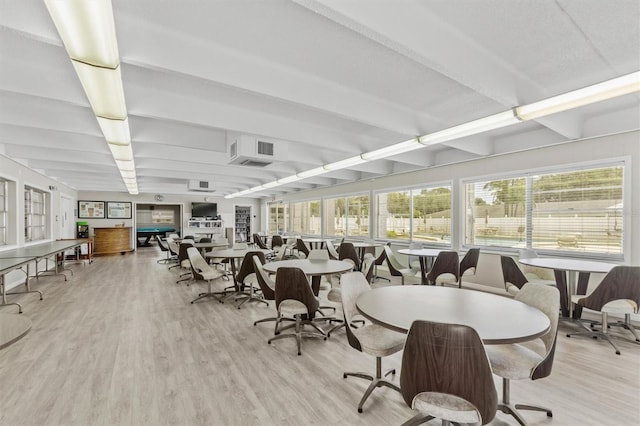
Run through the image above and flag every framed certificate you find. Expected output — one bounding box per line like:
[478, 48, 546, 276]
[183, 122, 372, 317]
[78, 201, 105, 219]
[106, 201, 132, 219]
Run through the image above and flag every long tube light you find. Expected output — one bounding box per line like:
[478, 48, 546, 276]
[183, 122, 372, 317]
[225, 71, 639, 198]
[516, 71, 640, 121]
[45, 0, 137, 194]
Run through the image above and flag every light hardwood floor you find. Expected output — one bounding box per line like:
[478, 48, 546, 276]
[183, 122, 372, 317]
[1, 247, 639, 426]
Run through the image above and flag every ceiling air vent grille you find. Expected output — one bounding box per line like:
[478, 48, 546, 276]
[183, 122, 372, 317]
[257, 141, 274, 156]
[239, 159, 271, 167]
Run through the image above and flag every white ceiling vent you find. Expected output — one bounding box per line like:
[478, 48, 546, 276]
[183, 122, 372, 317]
[228, 133, 288, 166]
[187, 180, 216, 192]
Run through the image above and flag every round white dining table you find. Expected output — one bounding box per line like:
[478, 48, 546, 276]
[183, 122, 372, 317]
[263, 259, 353, 295]
[0, 313, 32, 350]
[356, 286, 550, 344]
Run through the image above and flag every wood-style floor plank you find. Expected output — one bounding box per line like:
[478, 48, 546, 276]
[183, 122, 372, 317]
[1, 247, 639, 425]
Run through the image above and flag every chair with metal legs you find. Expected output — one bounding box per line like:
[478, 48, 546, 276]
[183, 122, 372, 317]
[187, 247, 226, 304]
[233, 250, 267, 308]
[340, 271, 404, 413]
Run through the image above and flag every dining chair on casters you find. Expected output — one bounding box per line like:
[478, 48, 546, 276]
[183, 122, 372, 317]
[384, 245, 419, 285]
[458, 248, 480, 287]
[485, 283, 560, 425]
[567, 266, 640, 355]
[340, 272, 404, 413]
[400, 320, 498, 426]
[426, 251, 459, 286]
[233, 250, 268, 308]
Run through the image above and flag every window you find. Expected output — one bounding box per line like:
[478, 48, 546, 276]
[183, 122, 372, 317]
[464, 163, 624, 257]
[268, 201, 288, 234]
[376, 185, 452, 243]
[0, 179, 7, 246]
[291, 199, 320, 235]
[324, 194, 370, 238]
[25, 185, 47, 242]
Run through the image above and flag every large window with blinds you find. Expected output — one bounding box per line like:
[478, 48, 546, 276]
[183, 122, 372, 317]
[25, 185, 47, 242]
[376, 185, 452, 244]
[291, 199, 320, 235]
[268, 201, 288, 234]
[324, 193, 370, 238]
[0, 179, 7, 246]
[464, 163, 624, 257]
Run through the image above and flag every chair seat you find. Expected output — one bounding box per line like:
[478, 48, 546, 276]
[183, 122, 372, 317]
[327, 288, 342, 303]
[435, 272, 457, 285]
[279, 299, 309, 316]
[199, 268, 224, 281]
[571, 295, 637, 314]
[485, 343, 544, 380]
[180, 259, 191, 268]
[352, 324, 405, 357]
[412, 392, 481, 425]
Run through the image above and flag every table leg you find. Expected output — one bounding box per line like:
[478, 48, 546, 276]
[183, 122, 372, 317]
[553, 270, 569, 317]
[419, 257, 428, 285]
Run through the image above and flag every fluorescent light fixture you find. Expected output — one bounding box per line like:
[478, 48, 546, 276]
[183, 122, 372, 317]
[115, 159, 135, 171]
[323, 155, 367, 171]
[44, 0, 120, 68]
[249, 185, 264, 192]
[119, 169, 136, 178]
[108, 143, 133, 161]
[277, 175, 302, 184]
[297, 167, 327, 179]
[97, 117, 130, 144]
[516, 71, 640, 121]
[73, 61, 127, 120]
[261, 181, 280, 189]
[419, 110, 519, 145]
[361, 138, 422, 161]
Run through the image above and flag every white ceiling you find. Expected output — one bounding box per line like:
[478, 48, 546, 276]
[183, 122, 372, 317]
[1, 0, 639, 198]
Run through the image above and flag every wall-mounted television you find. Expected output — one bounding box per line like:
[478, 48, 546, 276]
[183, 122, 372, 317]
[191, 202, 218, 219]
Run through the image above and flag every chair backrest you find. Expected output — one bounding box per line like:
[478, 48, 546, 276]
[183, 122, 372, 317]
[271, 235, 284, 249]
[384, 244, 406, 276]
[236, 250, 267, 284]
[274, 267, 319, 318]
[578, 266, 640, 313]
[187, 247, 212, 281]
[338, 242, 360, 270]
[500, 256, 528, 291]
[515, 283, 560, 380]
[459, 248, 480, 279]
[252, 255, 275, 300]
[253, 233, 268, 249]
[166, 237, 180, 256]
[177, 240, 195, 262]
[325, 239, 340, 260]
[340, 272, 371, 352]
[426, 251, 459, 284]
[183, 235, 195, 240]
[374, 245, 387, 265]
[295, 238, 310, 257]
[199, 237, 212, 243]
[400, 320, 497, 425]
[156, 236, 169, 252]
[362, 253, 375, 282]
[308, 249, 329, 261]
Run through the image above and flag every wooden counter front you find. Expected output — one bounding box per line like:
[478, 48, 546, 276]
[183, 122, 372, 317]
[93, 227, 132, 256]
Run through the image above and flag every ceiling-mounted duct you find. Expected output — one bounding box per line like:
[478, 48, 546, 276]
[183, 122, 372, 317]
[228, 133, 287, 166]
[187, 180, 215, 192]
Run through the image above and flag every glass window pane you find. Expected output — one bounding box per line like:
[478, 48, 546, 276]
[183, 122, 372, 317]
[291, 200, 320, 235]
[412, 186, 452, 244]
[376, 190, 410, 240]
[347, 194, 369, 238]
[324, 197, 344, 237]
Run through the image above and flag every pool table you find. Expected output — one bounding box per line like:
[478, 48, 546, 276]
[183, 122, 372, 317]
[136, 226, 176, 247]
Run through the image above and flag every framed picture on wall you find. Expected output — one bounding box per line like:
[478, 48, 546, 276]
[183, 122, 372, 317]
[106, 201, 132, 219]
[78, 201, 105, 218]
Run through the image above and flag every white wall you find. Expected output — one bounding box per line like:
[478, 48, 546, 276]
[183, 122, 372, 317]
[273, 131, 640, 265]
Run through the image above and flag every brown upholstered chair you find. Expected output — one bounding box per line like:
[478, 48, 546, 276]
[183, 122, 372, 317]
[458, 248, 480, 287]
[174, 240, 195, 284]
[233, 251, 267, 308]
[567, 266, 640, 355]
[187, 247, 227, 304]
[400, 320, 497, 426]
[268, 267, 326, 355]
[338, 242, 361, 271]
[500, 255, 530, 296]
[341, 272, 404, 413]
[426, 251, 459, 286]
[372, 246, 390, 282]
[325, 239, 340, 260]
[271, 235, 284, 250]
[485, 283, 560, 425]
[295, 238, 310, 258]
[156, 236, 174, 264]
[384, 245, 419, 285]
[253, 233, 268, 249]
